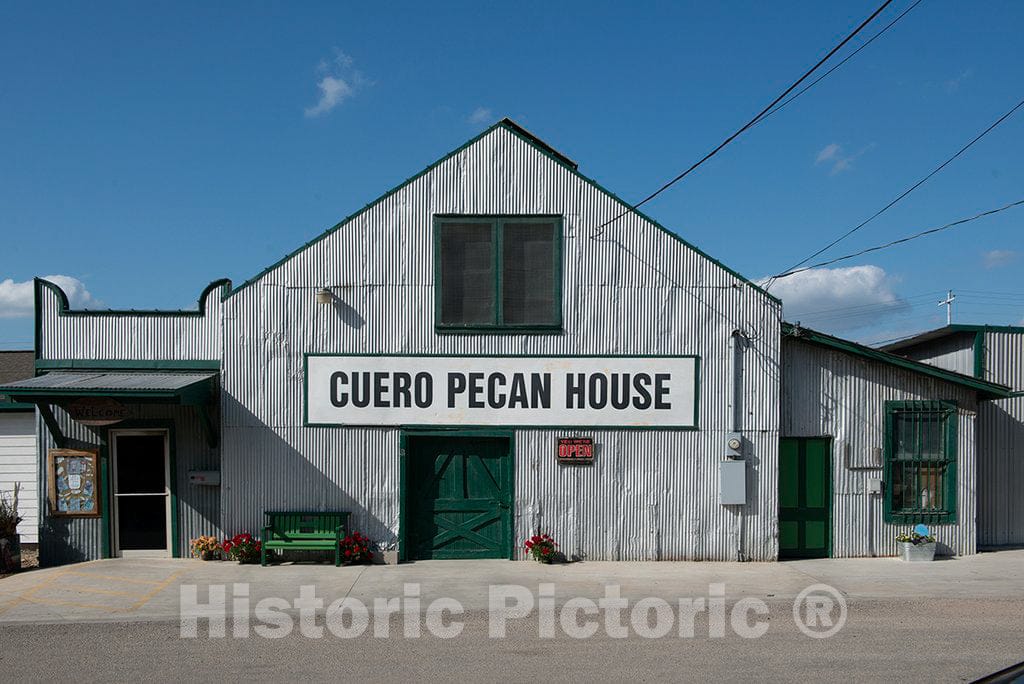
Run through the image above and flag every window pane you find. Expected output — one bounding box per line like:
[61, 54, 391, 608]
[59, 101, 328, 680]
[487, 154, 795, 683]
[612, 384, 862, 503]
[440, 222, 495, 325]
[889, 406, 952, 515]
[502, 222, 556, 325]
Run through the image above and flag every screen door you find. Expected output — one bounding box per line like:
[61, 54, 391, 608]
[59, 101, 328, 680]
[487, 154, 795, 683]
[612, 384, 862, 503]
[112, 431, 171, 557]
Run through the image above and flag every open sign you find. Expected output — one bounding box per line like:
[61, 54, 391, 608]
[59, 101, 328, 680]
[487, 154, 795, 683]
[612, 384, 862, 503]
[558, 437, 594, 463]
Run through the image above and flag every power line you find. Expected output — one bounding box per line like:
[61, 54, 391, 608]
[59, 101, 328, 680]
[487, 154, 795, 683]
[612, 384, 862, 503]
[756, 0, 923, 125]
[773, 198, 1024, 278]
[787, 291, 943, 318]
[590, 0, 897, 238]
[770, 96, 1024, 282]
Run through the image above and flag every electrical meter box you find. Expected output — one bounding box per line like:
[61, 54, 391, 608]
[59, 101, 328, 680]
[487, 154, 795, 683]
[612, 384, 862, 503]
[719, 460, 746, 505]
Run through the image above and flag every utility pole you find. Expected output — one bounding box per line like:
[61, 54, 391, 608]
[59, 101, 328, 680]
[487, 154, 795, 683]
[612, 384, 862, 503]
[939, 290, 955, 325]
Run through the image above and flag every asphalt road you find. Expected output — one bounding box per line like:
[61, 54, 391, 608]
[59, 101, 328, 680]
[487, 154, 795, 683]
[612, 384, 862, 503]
[2, 598, 1022, 682]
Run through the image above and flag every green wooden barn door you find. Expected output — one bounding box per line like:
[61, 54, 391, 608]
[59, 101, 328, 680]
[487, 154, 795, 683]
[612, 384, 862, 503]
[405, 436, 512, 560]
[779, 437, 832, 559]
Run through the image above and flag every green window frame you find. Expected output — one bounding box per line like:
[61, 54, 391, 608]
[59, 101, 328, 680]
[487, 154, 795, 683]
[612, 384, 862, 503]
[434, 215, 563, 333]
[883, 400, 957, 524]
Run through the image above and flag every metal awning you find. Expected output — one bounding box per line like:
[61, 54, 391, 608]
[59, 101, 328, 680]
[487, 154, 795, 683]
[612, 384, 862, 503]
[0, 371, 220, 449]
[0, 371, 217, 402]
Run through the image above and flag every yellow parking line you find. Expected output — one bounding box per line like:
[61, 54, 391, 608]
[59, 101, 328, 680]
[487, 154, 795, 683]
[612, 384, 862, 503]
[50, 584, 145, 597]
[64, 571, 163, 586]
[18, 594, 131, 612]
[127, 568, 187, 612]
[0, 563, 96, 616]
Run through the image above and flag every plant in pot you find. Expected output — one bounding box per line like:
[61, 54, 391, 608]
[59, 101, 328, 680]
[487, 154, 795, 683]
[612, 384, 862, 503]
[523, 533, 557, 564]
[222, 532, 262, 564]
[339, 531, 374, 565]
[0, 484, 23, 574]
[190, 535, 222, 561]
[896, 524, 937, 562]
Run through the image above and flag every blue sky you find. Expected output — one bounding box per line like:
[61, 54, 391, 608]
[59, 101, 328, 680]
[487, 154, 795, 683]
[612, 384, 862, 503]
[2, 1, 1022, 348]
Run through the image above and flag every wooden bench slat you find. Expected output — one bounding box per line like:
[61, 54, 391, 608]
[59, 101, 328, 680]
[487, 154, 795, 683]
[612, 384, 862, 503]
[260, 510, 352, 567]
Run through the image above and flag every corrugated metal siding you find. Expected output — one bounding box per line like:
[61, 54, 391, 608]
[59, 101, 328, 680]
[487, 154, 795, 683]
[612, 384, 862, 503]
[221, 125, 782, 561]
[984, 331, 1024, 390]
[782, 339, 978, 557]
[890, 332, 976, 377]
[37, 282, 223, 361]
[37, 404, 220, 566]
[978, 395, 1024, 546]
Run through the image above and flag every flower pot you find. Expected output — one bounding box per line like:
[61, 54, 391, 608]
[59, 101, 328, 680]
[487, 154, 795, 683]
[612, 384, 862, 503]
[898, 541, 936, 562]
[200, 550, 217, 561]
[0, 534, 21, 573]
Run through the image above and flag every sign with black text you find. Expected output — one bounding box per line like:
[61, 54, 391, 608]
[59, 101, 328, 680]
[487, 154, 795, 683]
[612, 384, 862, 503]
[305, 355, 698, 428]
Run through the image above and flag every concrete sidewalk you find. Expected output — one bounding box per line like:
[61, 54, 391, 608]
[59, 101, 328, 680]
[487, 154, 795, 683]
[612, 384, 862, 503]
[1, 549, 1023, 625]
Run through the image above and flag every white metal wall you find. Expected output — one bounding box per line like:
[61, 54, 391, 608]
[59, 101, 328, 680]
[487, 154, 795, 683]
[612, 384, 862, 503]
[0, 412, 38, 543]
[220, 123, 783, 561]
[36, 279, 226, 361]
[984, 331, 1024, 390]
[782, 338, 979, 557]
[889, 332, 976, 377]
[35, 404, 221, 566]
[977, 331, 1024, 545]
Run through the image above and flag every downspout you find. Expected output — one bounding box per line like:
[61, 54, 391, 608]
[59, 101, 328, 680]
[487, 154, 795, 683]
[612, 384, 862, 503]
[729, 327, 749, 561]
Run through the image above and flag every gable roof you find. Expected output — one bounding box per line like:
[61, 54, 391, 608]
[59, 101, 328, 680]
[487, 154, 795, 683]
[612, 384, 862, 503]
[782, 322, 1013, 400]
[881, 324, 1024, 353]
[227, 118, 780, 305]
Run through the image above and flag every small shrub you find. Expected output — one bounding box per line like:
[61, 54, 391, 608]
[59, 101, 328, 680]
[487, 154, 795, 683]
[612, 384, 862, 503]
[223, 532, 262, 564]
[896, 531, 935, 545]
[524, 533, 557, 563]
[340, 531, 374, 564]
[0, 484, 22, 537]
[190, 535, 221, 560]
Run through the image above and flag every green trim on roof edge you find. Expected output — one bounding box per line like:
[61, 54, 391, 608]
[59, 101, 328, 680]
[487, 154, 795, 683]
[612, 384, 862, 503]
[35, 278, 231, 318]
[782, 322, 1012, 400]
[226, 118, 781, 305]
[34, 278, 231, 366]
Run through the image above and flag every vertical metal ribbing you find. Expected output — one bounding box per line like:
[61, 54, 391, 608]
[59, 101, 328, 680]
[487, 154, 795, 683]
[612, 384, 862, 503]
[782, 339, 977, 557]
[219, 125, 782, 561]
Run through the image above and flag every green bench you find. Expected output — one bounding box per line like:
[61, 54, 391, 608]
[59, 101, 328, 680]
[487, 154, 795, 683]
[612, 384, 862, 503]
[260, 511, 351, 567]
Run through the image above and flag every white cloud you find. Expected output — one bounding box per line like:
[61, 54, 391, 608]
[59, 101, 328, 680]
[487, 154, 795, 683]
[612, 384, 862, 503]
[814, 142, 874, 175]
[815, 143, 841, 164]
[982, 249, 1017, 269]
[763, 265, 908, 334]
[0, 275, 99, 318]
[304, 50, 368, 118]
[945, 68, 973, 94]
[467, 107, 492, 125]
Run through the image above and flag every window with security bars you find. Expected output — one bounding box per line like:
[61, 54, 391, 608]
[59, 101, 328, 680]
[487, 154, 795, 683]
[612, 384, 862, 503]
[884, 401, 957, 524]
[436, 216, 561, 331]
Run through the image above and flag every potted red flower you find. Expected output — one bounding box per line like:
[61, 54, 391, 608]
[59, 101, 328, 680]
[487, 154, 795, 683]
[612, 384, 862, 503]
[339, 531, 374, 565]
[524, 533, 557, 564]
[222, 532, 262, 564]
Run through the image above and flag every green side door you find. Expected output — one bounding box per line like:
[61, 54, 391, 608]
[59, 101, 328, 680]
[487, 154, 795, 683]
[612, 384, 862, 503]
[779, 437, 832, 559]
[404, 436, 513, 560]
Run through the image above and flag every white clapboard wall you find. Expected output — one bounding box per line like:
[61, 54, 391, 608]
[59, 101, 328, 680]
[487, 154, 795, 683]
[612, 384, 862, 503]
[0, 412, 38, 543]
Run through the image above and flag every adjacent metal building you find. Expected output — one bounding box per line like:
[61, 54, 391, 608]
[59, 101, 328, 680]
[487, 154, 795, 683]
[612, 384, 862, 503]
[1, 119, 1017, 566]
[883, 325, 1024, 547]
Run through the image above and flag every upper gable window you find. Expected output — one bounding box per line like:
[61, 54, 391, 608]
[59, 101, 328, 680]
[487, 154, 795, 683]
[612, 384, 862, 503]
[435, 216, 562, 332]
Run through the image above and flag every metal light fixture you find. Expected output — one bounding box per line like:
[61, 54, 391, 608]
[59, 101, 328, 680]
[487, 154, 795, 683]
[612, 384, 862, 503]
[316, 288, 333, 305]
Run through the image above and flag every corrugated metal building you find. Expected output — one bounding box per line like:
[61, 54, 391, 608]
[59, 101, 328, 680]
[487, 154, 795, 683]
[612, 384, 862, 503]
[882, 325, 1024, 547]
[0, 351, 38, 544]
[1, 120, 1016, 565]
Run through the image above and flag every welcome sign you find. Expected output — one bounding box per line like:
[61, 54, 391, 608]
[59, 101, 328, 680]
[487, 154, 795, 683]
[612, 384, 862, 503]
[304, 355, 698, 428]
